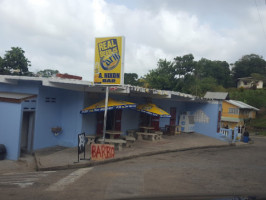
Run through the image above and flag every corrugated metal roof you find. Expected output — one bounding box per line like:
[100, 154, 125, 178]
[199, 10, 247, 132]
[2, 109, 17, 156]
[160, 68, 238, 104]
[226, 100, 259, 111]
[204, 92, 229, 100]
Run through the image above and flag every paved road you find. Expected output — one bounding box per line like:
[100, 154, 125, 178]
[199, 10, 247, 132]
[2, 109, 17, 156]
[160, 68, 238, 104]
[1, 137, 266, 200]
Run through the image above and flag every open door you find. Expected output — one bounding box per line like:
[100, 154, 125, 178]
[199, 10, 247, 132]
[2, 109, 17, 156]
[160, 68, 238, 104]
[151, 116, 160, 131]
[20, 111, 35, 155]
[170, 107, 176, 126]
[96, 110, 122, 137]
[114, 110, 122, 131]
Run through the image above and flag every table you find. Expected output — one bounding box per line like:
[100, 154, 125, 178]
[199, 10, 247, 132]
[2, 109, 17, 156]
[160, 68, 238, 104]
[139, 126, 155, 133]
[85, 135, 96, 144]
[97, 138, 126, 151]
[105, 130, 123, 139]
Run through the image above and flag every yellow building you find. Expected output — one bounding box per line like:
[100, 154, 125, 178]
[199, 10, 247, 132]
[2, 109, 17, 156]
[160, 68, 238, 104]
[221, 100, 259, 129]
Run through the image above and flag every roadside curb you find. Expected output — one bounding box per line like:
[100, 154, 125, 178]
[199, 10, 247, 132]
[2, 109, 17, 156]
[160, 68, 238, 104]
[36, 144, 234, 171]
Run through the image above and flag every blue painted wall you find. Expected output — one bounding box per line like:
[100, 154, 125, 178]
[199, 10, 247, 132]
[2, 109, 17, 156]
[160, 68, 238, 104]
[58, 89, 84, 147]
[33, 86, 62, 150]
[184, 101, 220, 139]
[34, 86, 85, 150]
[81, 92, 104, 135]
[0, 102, 22, 160]
[0, 81, 40, 95]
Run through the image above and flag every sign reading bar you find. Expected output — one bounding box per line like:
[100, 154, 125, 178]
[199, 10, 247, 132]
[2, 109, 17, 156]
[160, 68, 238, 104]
[94, 36, 125, 85]
[91, 144, 115, 161]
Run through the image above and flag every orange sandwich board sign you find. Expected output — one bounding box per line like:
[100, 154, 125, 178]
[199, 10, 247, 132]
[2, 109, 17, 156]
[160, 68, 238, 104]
[91, 144, 115, 161]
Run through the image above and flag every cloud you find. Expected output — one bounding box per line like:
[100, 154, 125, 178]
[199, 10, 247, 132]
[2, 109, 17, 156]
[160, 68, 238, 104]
[0, 0, 265, 81]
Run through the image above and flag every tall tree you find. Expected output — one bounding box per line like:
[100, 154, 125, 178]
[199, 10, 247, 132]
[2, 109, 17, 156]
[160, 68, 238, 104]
[196, 58, 232, 88]
[145, 59, 176, 90]
[173, 54, 196, 77]
[0, 56, 3, 74]
[232, 54, 266, 83]
[1, 47, 31, 75]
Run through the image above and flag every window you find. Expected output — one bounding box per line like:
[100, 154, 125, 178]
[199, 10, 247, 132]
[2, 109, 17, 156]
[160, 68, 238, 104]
[228, 108, 239, 115]
[45, 97, 56, 103]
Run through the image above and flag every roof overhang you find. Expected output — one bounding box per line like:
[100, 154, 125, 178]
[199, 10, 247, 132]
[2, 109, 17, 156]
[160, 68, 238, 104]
[0, 75, 207, 102]
[0, 92, 37, 103]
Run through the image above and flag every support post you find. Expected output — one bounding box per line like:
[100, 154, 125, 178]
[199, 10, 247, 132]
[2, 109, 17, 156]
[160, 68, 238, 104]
[102, 86, 109, 143]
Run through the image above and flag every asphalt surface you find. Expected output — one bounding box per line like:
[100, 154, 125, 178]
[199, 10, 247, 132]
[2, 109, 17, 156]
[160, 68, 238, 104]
[0, 137, 266, 200]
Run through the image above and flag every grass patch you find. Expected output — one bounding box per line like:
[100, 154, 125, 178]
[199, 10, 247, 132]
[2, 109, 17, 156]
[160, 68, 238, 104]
[250, 118, 266, 128]
[257, 131, 266, 136]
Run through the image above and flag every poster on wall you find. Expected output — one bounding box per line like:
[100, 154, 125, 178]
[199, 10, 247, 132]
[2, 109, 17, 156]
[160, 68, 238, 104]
[94, 36, 125, 85]
[78, 133, 86, 154]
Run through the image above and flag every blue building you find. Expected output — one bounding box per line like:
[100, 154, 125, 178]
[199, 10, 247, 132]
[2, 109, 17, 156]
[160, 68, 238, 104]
[0, 75, 222, 160]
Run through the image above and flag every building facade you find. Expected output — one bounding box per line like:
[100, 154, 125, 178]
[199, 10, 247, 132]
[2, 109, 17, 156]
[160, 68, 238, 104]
[221, 100, 259, 129]
[0, 75, 222, 160]
[237, 77, 263, 89]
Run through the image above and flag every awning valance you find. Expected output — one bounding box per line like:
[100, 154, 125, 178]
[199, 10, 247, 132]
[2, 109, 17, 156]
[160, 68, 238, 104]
[136, 103, 171, 118]
[81, 98, 136, 114]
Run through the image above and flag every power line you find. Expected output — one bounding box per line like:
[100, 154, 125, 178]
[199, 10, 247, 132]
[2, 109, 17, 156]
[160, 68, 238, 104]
[254, 0, 266, 40]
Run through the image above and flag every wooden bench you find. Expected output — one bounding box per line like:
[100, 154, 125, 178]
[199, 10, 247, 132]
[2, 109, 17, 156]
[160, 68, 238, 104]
[136, 132, 156, 141]
[98, 138, 126, 151]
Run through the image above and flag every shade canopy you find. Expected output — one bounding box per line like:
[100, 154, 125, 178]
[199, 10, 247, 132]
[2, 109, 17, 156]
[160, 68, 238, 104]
[136, 103, 171, 118]
[80, 98, 136, 114]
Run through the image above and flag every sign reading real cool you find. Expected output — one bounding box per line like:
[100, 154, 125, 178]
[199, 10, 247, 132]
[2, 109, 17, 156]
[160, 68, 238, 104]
[94, 36, 125, 85]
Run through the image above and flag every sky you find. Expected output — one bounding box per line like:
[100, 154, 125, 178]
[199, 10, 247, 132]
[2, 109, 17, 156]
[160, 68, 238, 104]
[0, 0, 266, 81]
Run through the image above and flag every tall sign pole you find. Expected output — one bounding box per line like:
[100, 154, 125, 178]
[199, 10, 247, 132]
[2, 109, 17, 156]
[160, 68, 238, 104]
[93, 36, 125, 143]
[102, 86, 109, 143]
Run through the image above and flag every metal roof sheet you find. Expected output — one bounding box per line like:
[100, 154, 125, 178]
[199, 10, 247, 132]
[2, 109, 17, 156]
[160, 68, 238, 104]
[204, 92, 229, 100]
[225, 100, 259, 111]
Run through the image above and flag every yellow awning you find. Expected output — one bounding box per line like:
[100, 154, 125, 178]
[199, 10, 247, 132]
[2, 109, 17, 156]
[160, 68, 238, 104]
[81, 98, 136, 114]
[136, 103, 171, 118]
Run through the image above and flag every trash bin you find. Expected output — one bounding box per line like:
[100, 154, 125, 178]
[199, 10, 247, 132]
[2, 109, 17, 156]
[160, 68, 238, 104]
[243, 136, 249, 143]
[0, 144, 6, 160]
[243, 131, 249, 143]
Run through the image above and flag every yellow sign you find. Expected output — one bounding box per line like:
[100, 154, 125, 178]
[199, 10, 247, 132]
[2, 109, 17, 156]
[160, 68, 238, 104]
[94, 36, 125, 85]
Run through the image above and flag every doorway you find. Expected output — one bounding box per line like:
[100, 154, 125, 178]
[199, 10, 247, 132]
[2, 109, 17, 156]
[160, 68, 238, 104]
[96, 110, 122, 136]
[20, 112, 35, 155]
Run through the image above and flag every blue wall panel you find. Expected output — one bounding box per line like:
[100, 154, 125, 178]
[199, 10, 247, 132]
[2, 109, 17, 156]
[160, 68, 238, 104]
[0, 81, 40, 95]
[33, 87, 61, 150]
[59, 89, 84, 147]
[185, 101, 220, 139]
[0, 102, 22, 160]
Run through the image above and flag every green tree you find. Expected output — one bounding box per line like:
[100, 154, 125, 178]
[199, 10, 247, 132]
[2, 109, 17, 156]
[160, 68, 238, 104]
[0, 56, 3, 74]
[196, 58, 232, 88]
[232, 54, 266, 84]
[173, 54, 196, 77]
[145, 59, 176, 90]
[36, 69, 59, 77]
[1, 47, 31, 75]
[124, 73, 139, 86]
